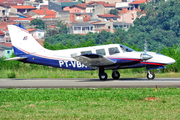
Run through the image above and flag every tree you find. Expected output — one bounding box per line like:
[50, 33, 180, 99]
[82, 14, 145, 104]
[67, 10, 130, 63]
[56, 21, 69, 35]
[30, 19, 45, 29]
[109, 9, 119, 15]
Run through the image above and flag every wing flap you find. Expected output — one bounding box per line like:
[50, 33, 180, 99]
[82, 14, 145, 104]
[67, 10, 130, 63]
[5, 57, 27, 61]
[71, 54, 115, 68]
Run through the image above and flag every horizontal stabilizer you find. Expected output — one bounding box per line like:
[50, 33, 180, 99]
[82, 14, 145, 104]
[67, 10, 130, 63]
[5, 57, 27, 61]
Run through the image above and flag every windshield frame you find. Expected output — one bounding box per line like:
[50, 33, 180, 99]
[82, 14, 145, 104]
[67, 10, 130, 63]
[120, 45, 135, 52]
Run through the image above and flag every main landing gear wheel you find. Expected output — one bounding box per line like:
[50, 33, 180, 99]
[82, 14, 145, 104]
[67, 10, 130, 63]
[147, 71, 155, 80]
[99, 73, 108, 81]
[112, 71, 120, 80]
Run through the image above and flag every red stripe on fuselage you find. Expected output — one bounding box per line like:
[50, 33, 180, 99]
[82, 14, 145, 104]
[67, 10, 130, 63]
[108, 57, 165, 65]
[141, 62, 165, 66]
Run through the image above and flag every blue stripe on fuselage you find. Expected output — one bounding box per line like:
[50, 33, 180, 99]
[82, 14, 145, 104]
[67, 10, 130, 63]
[14, 46, 92, 70]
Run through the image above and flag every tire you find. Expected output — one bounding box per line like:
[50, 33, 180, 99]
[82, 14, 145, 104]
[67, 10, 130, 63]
[147, 72, 155, 80]
[99, 73, 108, 81]
[112, 71, 120, 80]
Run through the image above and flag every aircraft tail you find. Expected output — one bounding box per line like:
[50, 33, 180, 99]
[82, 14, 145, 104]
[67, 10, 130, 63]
[7, 24, 44, 56]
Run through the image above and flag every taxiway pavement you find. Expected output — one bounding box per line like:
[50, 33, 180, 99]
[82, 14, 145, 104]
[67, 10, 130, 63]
[0, 78, 180, 88]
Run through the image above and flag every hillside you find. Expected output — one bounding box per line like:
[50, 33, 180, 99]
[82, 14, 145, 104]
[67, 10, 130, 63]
[125, 0, 180, 51]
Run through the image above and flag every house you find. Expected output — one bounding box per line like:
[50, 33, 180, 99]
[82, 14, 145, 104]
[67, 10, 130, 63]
[85, 0, 123, 5]
[70, 13, 91, 22]
[24, 1, 40, 9]
[113, 22, 133, 30]
[2, 29, 11, 43]
[85, 1, 115, 19]
[64, 3, 88, 13]
[69, 22, 98, 34]
[118, 10, 138, 24]
[116, 1, 134, 11]
[26, 9, 55, 18]
[97, 14, 119, 22]
[129, 0, 147, 10]
[9, 18, 34, 24]
[0, 30, 5, 43]
[92, 21, 113, 33]
[56, 11, 70, 21]
[89, 1, 115, 14]
[0, 44, 13, 59]
[0, 2, 17, 20]
[49, 1, 81, 12]
[10, 5, 36, 14]
[0, 21, 16, 30]
[27, 29, 45, 40]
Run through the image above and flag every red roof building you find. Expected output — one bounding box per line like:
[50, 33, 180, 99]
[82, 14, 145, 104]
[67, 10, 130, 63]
[130, 0, 150, 4]
[42, 16, 56, 19]
[11, 5, 36, 14]
[27, 9, 56, 18]
[66, 3, 88, 13]
[2, 43, 13, 47]
[70, 13, 91, 22]
[0, 22, 16, 30]
[129, 0, 147, 10]
[97, 14, 119, 22]
[26, 29, 37, 32]
[11, 5, 36, 9]
[88, 1, 115, 7]
[0, 30, 5, 35]
[98, 14, 119, 18]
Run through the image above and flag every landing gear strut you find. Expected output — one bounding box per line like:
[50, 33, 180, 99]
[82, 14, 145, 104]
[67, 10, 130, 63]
[99, 67, 107, 81]
[147, 71, 155, 80]
[112, 70, 120, 80]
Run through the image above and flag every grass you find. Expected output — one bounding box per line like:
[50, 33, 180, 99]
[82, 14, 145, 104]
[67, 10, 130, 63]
[0, 62, 179, 78]
[0, 67, 180, 79]
[0, 88, 180, 119]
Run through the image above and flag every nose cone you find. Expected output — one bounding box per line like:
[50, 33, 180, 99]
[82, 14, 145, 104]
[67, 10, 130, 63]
[160, 55, 176, 65]
[166, 57, 176, 64]
[148, 53, 176, 65]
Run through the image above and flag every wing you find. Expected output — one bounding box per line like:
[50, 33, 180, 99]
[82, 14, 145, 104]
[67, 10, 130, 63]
[5, 57, 27, 61]
[71, 53, 115, 69]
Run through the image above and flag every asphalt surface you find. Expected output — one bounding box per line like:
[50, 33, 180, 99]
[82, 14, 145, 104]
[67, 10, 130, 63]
[0, 78, 180, 88]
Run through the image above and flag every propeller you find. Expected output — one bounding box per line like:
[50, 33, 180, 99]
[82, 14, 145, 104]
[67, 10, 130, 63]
[140, 39, 153, 61]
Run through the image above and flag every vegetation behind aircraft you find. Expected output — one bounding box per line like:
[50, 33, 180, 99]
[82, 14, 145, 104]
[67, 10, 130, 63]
[43, 0, 180, 52]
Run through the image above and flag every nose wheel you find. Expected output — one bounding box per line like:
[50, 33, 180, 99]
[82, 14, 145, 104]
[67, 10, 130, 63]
[147, 71, 155, 80]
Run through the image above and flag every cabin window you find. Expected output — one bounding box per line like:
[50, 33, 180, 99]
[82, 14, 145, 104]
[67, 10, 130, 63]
[81, 50, 92, 55]
[7, 51, 10, 54]
[96, 49, 106, 55]
[108, 47, 120, 55]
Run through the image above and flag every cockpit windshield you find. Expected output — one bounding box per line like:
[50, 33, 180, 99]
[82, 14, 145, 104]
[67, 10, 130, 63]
[120, 45, 134, 52]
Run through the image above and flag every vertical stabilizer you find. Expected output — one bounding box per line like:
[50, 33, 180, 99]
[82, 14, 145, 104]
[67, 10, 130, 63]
[8, 24, 44, 56]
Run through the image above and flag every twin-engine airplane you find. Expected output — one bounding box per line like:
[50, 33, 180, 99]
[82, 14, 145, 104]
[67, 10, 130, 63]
[6, 24, 175, 80]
